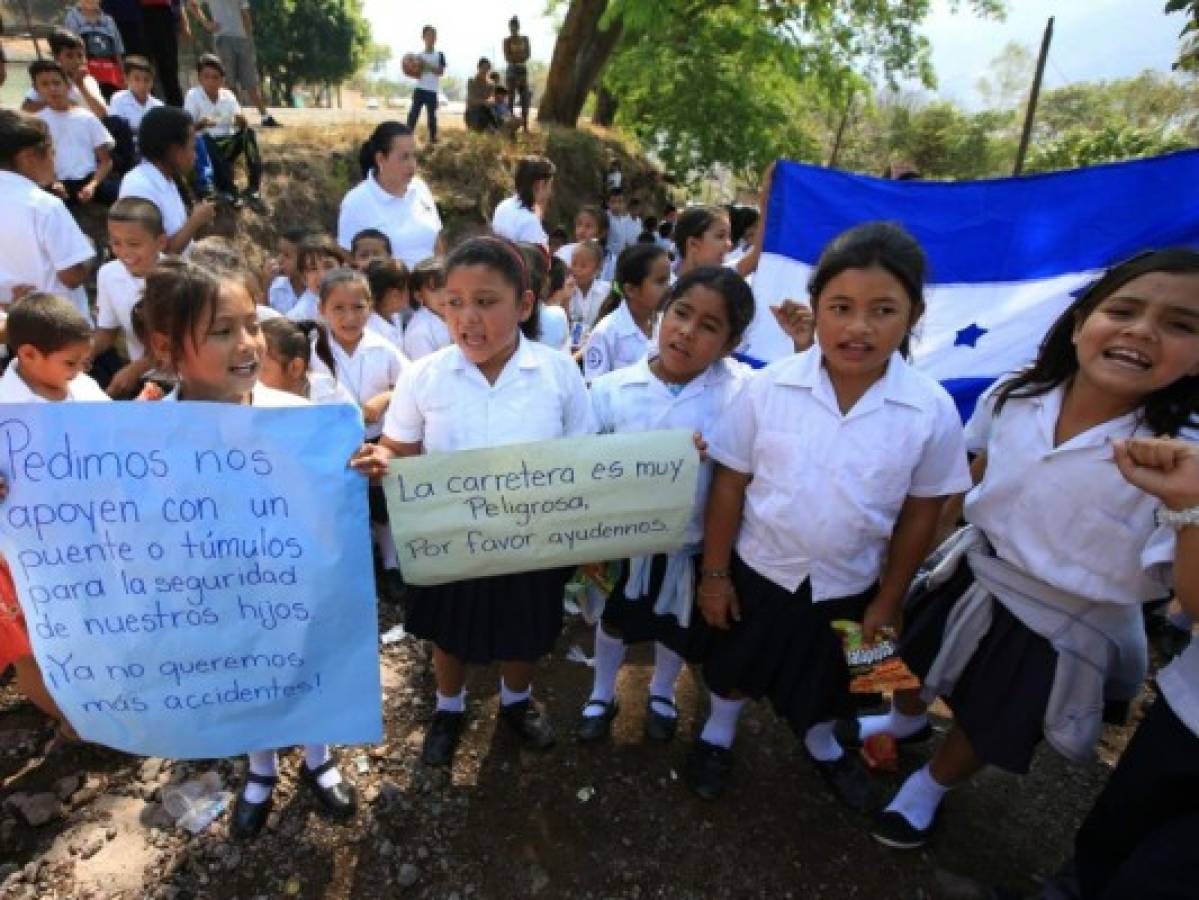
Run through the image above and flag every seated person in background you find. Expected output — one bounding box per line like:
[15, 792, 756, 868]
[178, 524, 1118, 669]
[464, 57, 497, 133]
[108, 56, 162, 147]
[491, 86, 515, 134]
[30, 59, 117, 206]
[64, 0, 126, 100]
[184, 53, 266, 213]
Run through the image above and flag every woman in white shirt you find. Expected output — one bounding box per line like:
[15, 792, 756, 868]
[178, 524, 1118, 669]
[491, 154, 554, 245]
[338, 122, 441, 268]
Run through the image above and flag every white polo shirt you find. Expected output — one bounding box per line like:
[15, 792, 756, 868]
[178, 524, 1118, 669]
[383, 334, 596, 452]
[309, 328, 407, 439]
[582, 300, 653, 383]
[401, 305, 451, 360]
[491, 195, 547, 245]
[96, 257, 157, 361]
[183, 86, 242, 138]
[119, 161, 187, 240]
[0, 359, 108, 402]
[708, 346, 972, 598]
[37, 107, 113, 180]
[0, 170, 94, 314]
[568, 278, 610, 333]
[109, 90, 163, 135]
[307, 372, 358, 407]
[286, 291, 321, 322]
[337, 173, 441, 268]
[963, 381, 1177, 606]
[592, 355, 747, 543]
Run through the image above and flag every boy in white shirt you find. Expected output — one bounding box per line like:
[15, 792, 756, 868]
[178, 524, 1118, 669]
[0, 110, 94, 317]
[108, 56, 163, 141]
[0, 293, 108, 403]
[606, 188, 641, 254]
[184, 53, 266, 213]
[30, 60, 115, 205]
[92, 198, 167, 398]
[405, 25, 446, 144]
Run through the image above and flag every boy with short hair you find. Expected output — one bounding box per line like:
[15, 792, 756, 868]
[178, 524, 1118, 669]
[92, 197, 167, 397]
[108, 55, 163, 139]
[22, 27, 108, 118]
[406, 25, 445, 144]
[351, 228, 392, 270]
[0, 110, 95, 317]
[183, 53, 266, 213]
[0, 293, 108, 402]
[30, 59, 116, 205]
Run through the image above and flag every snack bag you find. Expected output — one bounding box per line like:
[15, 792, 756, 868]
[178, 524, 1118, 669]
[831, 620, 921, 695]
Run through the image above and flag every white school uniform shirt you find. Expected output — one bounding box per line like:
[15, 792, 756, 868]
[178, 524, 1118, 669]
[184, 86, 242, 138]
[707, 346, 972, 599]
[306, 371, 359, 407]
[0, 360, 108, 403]
[0, 170, 94, 315]
[491, 195, 547, 245]
[383, 334, 597, 452]
[366, 311, 405, 349]
[163, 382, 308, 407]
[119, 161, 187, 241]
[309, 329, 407, 439]
[96, 256, 159, 361]
[25, 77, 104, 110]
[108, 90, 163, 135]
[608, 213, 641, 253]
[337, 173, 441, 268]
[286, 290, 321, 322]
[268, 275, 302, 315]
[592, 355, 747, 544]
[402, 305, 451, 360]
[555, 242, 617, 283]
[568, 279, 611, 333]
[582, 301, 654, 383]
[962, 381, 1178, 606]
[537, 303, 570, 353]
[37, 107, 113, 181]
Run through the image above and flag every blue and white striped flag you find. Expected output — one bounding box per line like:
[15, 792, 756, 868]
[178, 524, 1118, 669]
[745, 150, 1199, 419]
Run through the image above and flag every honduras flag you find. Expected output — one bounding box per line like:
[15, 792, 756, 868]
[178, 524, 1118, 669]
[745, 150, 1199, 420]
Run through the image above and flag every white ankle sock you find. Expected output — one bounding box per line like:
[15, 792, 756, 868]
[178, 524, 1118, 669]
[304, 744, 342, 788]
[500, 678, 531, 707]
[648, 642, 683, 718]
[885, 764, 949, 831]
[858, 708, 929, 742]
[804, 720, 844, 762]
[245, 750, 278, 803]
[699, 693, 746, 749]
[584, 624, 626, 716]
[436, 689, 466, 714]
[372, 522, 399, 570]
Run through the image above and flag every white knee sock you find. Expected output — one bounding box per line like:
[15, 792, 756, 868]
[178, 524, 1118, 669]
[500, 678, 531, 707]
[304, 744, 342, 788]
[436, 689, 466, 714]
[699, 693, 746, 750]
[245, 750, 278, 803]
[804, 720, 844, 762]
[857, 707, 929, 742]
[885, 764, 950, 830]
[648, 642, 684, 718]
[372, 522, 399, 570]
[585, 624, 626, 715]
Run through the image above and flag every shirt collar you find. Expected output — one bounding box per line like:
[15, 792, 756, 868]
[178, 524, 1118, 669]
[1032, 383, 1147, 451]
[367, 171, 413, 203]
[450, 333, 542, 377]
[609, 301, 645, 338]
[775, 346, 927, 415]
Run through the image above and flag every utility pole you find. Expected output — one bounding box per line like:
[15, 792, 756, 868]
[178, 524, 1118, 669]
[1013, 16, 1054, 176]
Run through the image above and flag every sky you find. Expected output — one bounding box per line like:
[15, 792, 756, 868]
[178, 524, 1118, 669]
[361, 0, 1186, 104]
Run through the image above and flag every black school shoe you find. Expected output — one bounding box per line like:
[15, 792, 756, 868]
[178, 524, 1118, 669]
[230, 772, 277, 840]
[500, 699, 556, 750]
[807, 751, 879, 813]
[300, 758, 357, 820]
[684, 739, 733, 801]
[421, 710, 466, 766]
[833, 716, 934, 749]
[576, 699, 619, 743]
[644, 695, 678, 743]
[871, 808, 936, 850]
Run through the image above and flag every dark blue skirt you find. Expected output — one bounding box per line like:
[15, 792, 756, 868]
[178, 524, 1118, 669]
[600, 554, 711, 663]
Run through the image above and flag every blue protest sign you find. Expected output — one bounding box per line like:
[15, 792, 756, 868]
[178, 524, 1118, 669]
[0, 402, 382, 759]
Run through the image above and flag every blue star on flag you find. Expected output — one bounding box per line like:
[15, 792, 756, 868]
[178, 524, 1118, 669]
[954, 323, 988, 348]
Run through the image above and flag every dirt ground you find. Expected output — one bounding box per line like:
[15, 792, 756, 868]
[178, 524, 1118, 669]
[0, 594, 1142, 900]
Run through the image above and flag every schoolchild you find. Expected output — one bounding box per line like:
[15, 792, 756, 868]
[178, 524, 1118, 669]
[491, 155, 554, 245]
[258, 315, 357, 407]
[286, 235, 345, 322]
[402, 256, 451, 360]
[582, 243, 671, 382]
[266, 227, 308, 314]
[566, 239, 611, 349]
[364, 258, 411, 348]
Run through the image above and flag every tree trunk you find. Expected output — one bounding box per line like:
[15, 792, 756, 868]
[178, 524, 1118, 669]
[593, 85, 619, 126]
[538, 0, 624, 128]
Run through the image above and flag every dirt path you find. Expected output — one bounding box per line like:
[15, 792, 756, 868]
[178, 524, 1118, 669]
[0, 600, 1134, 899]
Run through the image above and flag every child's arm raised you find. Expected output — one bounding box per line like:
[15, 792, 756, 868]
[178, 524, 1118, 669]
[1115, 438, 1199, 619]
[698, 464, 751, 629]
[863, 494, 948, 643]
[734, 161, 774, 279]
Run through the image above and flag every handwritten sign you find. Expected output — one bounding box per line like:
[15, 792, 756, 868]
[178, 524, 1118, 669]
[384, 430, 699, 585]
[0, 403, 382, 759]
